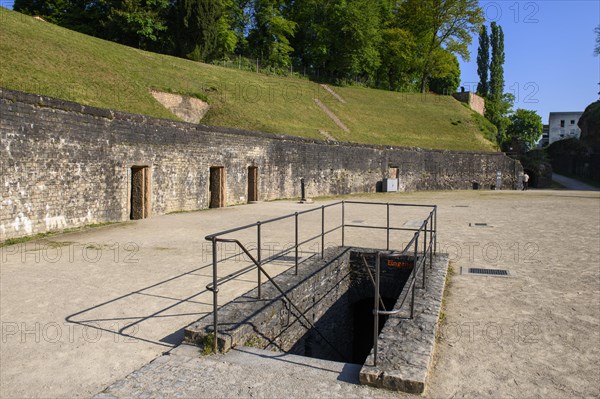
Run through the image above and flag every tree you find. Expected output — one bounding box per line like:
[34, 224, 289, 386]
[175, 0, 237, 62]
[14, 0, 70, 23]
[329, 0, 382, 82]
[247, 0, 297, 68]
[488, 22, 504, 102]
[504, 108, 542, 150]
[105, 0, 171, 50]
[399, 0, 483, 92]
[486, 21, 507, 141]
[428, 50, 460, 94]
[486, 92, 514, 142]
[288, 0, 382, 82]
[377, 27, 419, 91]
[476, 24, 489, 97]
[595, 25, 600, 56]
[286, 0, 331, 76]
[14, 0, 109, 37]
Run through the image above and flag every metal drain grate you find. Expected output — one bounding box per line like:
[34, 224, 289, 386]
[462, 267, 512, 277]
[470, 267, 508, 275]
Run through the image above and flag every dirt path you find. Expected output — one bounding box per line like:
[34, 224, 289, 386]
[320, 84, 347, 103]
[552, 173, 599, 191]
[314, 98, 350, 133]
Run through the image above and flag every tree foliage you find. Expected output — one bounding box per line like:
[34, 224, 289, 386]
[595, 25, 600, 56]
[398, 0, 483, 92]
[485, 21, 507, 139]
[14, 0, 486, 93]
[488, 22, 504, 102]
[105, 0, 170, 50]
[248, 0, 296, 67]
[504, 108, 543, 150]
[175, 0, 237, 61]
[476, 24, 489, 97]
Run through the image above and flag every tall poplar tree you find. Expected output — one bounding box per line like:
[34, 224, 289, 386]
[488, 22, 504, 102]
[476, 24, 489, 97]
[485, 21, 510, 139]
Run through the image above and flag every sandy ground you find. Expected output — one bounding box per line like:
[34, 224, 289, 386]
[1, 189, 599, 398]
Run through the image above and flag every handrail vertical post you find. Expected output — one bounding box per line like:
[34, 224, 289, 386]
[434, 206, 437, 255]
[257, 222, 262, 299]
[211, 237, 219, 353]
[341, 201, 345, 247]
[321, 205, 325, 259]
[386, 203, 390, 251]
[423, 220, 427, 289]
[294, 212, 299, 275]
[411, 233, 418, 319]
[429, 211, 434, 269]
[373, 251, 380, 367]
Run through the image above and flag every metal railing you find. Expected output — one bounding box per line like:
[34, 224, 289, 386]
[371, 206, 437, 366]
[204, 200, 438, 356]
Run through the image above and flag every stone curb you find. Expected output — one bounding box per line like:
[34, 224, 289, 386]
[359, 254, 450, 393]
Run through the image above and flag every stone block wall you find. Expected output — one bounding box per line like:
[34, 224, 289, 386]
[184, 247, 412, 363]
[184, 247, 355, 353]
[453, 92, 485, 116]
[0, 88, 521, 241]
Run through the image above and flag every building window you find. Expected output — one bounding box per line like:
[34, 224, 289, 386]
[570, 120, 575, 125]
[560, 120, 565, 127]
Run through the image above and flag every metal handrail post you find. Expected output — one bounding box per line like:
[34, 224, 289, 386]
[411, 233, 418, 319]
[386, 203, 390, 251]
[429, 211, 434, 269]
[434, 206, 438, 255]
[257, 222, 262, 299]
[423, 220, 427, 289]
[294, 212, 299, 275]
[341, 201, 345, 247]
[373, 251, 380, 367]
[212, 237, 219, 353]
[321, 205, 325, 259]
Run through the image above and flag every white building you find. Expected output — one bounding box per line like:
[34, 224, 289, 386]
[548, 112, 583, 145]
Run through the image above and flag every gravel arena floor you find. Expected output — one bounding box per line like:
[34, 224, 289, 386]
[1, 189, 599, 398]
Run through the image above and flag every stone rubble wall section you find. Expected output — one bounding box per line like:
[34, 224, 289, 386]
[0, 88, 521, 241]
[184, 247, 354, 354]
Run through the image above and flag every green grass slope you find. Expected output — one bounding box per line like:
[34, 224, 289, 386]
[0, 8, 497, 151]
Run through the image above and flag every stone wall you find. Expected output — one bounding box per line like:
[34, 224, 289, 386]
[184, 247, 411, 364]
[0, 88, 521, 241]
[453, 92, 485, 116]
[185, 247, 355, 353]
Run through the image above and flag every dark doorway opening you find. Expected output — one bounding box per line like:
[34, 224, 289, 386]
[248, 166, 258, 203]
[209, 166, 225, 208]
[524, 169, 538, 188]
[130, 166, 150, 220]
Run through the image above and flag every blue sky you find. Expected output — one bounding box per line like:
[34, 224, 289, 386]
[2, 0, 599, 123]
[460, 0, 599, 123]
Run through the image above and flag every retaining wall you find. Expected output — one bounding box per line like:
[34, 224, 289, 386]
[1, 88, 521, 241]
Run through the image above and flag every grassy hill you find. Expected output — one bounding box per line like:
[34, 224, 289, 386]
[0, 8, 497, 151]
